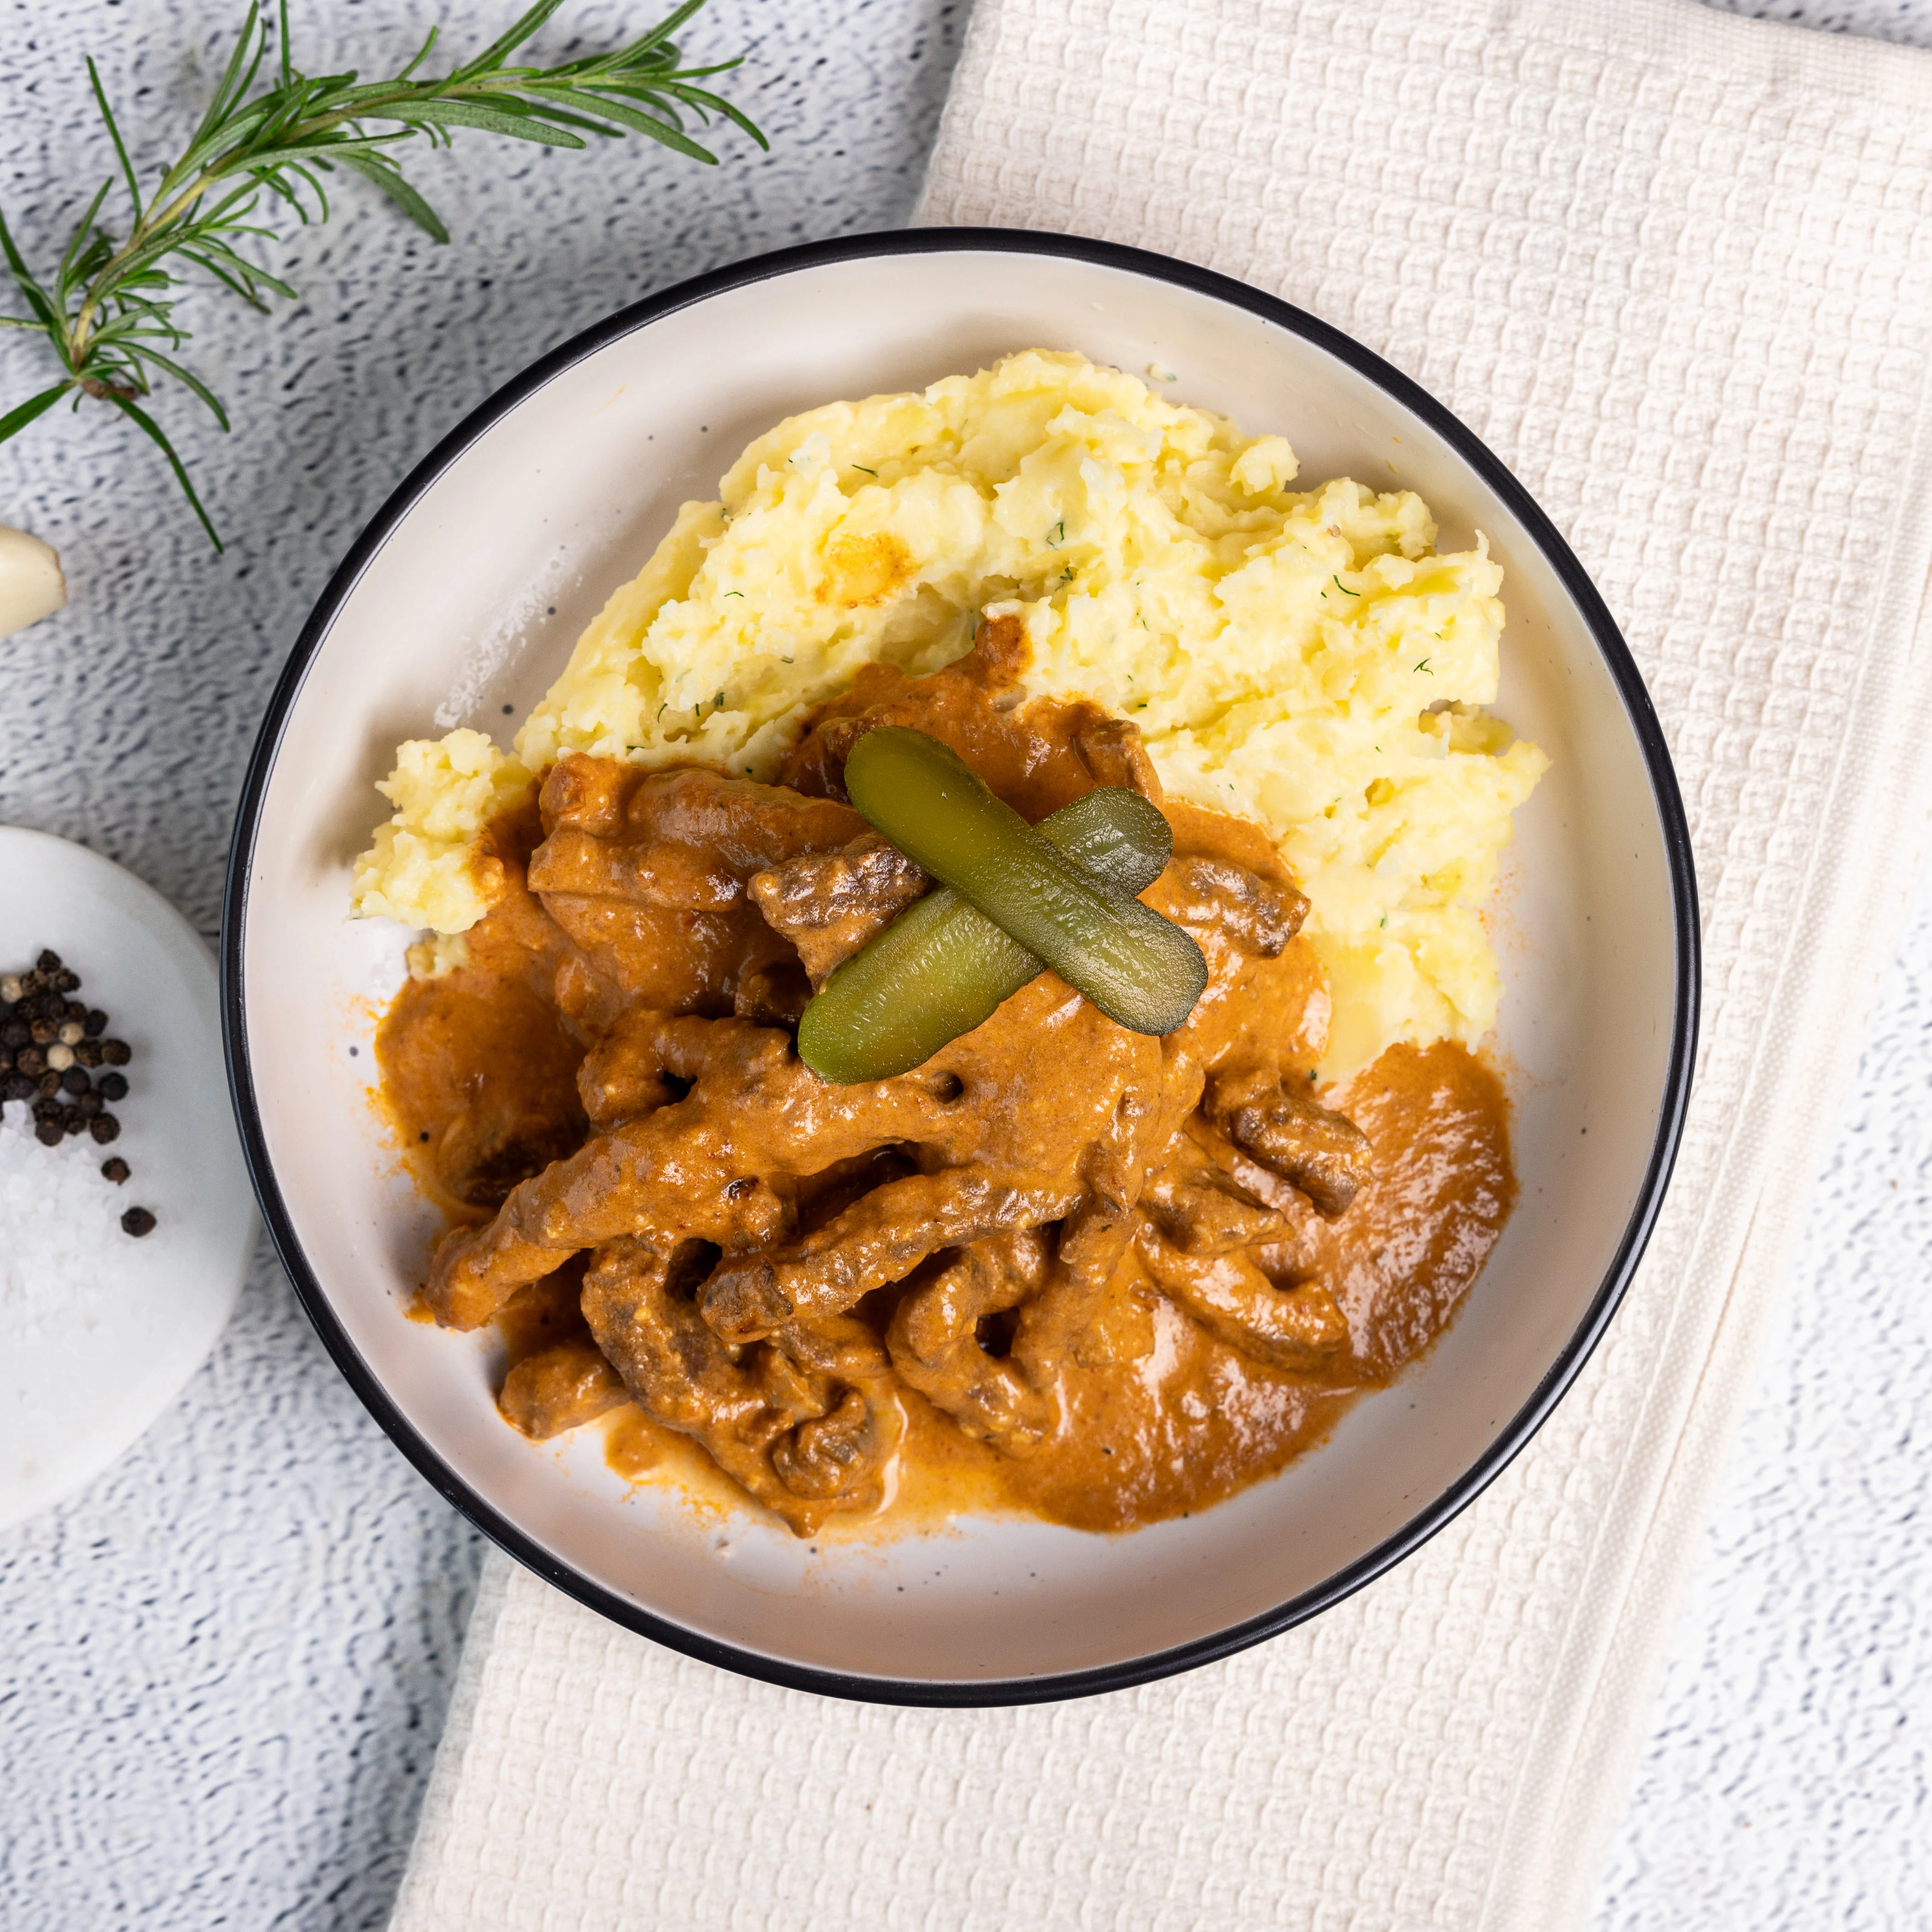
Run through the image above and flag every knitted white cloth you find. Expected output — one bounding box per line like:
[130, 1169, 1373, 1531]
[388, 3, 1932, 1926]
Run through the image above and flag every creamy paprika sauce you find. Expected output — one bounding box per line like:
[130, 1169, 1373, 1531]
[377, 625, 1513, 1538]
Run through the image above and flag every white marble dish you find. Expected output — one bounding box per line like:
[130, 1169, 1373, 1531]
[0, 827, 257, 1530]
[224, 233, 1697, 1703]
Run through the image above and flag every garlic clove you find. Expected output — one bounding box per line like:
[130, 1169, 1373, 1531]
[0, 525, 66, 640]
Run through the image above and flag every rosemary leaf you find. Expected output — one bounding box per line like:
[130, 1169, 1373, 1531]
[391, 99, 588, 146]
[335, 153, 450, 244]
[0, 0, 761, 545]
[103, 392, 224, 549]
[0, 385, 75, 443]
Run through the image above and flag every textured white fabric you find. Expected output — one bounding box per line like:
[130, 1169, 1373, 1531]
[387, 3, 1932, 1927]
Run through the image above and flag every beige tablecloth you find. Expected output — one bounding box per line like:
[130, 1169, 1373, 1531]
[388, 3, 1932, 1926]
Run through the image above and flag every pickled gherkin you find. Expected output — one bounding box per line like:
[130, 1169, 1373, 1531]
[797, 728, 1209, 1082]
[798, 784, 1174, 1082]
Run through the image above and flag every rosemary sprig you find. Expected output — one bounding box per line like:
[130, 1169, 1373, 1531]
[0, 0, 764, 547]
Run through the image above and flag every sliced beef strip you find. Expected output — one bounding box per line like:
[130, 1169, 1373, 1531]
[1205, 1064, 1374, 1219]
[498, 1336, 629, 1438]
[530, 758, 866, 908]
[747, 835, 931, 987]
[1162, 855, 1308, 959]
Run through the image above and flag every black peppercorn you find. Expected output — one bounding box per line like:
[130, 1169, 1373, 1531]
[9, 953, 148, 1197]
[121, 1207, 156, 1237]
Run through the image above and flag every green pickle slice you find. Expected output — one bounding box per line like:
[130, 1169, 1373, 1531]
[798, 729, 1208, 1083]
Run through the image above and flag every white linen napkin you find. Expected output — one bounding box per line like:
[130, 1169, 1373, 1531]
[387, 3, 1932, 1926]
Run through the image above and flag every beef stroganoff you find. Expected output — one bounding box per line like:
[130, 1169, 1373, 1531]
[354, 352, 1541, 1536]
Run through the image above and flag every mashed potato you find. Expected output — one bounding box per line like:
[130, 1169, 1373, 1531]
[354, 350, 1545, 1074]
[350, 729, 531, 934]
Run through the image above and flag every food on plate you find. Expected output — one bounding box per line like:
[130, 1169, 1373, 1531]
[355, 351, 1542, 1536]
[838, 726, 1208, 1044]
[797, 780, 1174, 1084]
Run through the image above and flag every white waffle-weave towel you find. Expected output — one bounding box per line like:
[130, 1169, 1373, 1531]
[388, 3, 1932, 1926]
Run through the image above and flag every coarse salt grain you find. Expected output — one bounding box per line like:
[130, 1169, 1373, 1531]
[0, 1103, 135, 1340]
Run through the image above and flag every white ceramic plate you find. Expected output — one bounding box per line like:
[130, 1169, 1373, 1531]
[224, 232, 1697, 1703]
[1, 828, 257, 1529]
